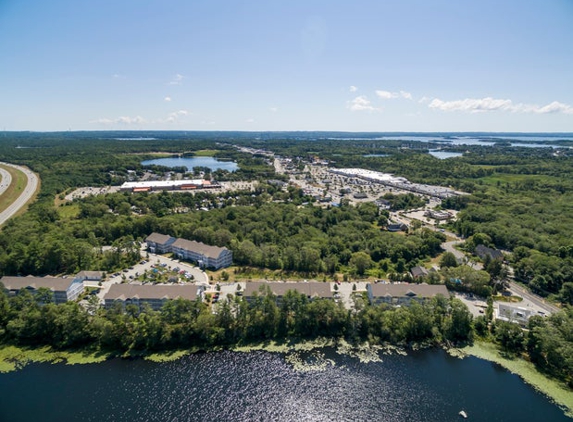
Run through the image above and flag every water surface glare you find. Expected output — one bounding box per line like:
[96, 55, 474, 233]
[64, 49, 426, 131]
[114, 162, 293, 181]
[0, 349, 569, 422]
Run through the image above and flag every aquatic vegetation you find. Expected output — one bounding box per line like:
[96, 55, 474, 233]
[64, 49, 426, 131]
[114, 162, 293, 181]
[0, 345, 109, 373]
[285, 351, 335, 372]
[145, 350, 190, 362]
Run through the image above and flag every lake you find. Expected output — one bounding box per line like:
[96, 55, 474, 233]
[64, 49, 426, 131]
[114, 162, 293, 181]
[141, 156, 238, 172]
[0, 348, 569, 422]
[429, 150, 463, 159]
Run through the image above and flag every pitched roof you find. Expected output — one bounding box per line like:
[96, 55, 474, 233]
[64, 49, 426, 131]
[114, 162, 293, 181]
[475, 244, 504, 260]
[171, 238, 228, 259]
[244, 281, 332, 299]
[104, 284, 197, 302]
[410, 266, 429, 278]
[0, 276, 74, 292]
[369, 283, 449, 299]
[145, 232, 175, 245]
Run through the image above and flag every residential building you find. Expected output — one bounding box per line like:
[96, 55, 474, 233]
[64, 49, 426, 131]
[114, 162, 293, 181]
[104, 284, 199, 311]
[75, 271, 104, 282]
[0, 276, 85, 304]
[475, 244, 504, 261]
[145, 232, 176, 254]
[387, 222, 408, 232]
[410, 266, 429, 279]
[367, 283, 449, 306]
[244, 281, 333, 305]
[171, 238, 232, 270]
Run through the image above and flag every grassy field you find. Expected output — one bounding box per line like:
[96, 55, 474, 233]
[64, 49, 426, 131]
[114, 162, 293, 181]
[0, 164, 29, 214]
[479, 173, 560, 186]
[192, 149, 218, 156]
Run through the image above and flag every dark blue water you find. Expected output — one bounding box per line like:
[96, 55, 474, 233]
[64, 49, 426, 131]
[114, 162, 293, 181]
[142, 156, 238, 172]
[0, 349, 569, 422]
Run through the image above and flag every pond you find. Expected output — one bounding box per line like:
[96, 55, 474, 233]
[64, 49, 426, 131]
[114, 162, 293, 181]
[0, 348, 569, 422]
[141, 156, 238, 172]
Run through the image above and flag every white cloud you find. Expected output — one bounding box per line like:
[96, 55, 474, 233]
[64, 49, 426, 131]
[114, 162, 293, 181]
[347, 95, 381, 112]
[164, 96, 172, 102]
[429, 97, 513, 113]
[269, 107, 279, 113]
[534, 101, 573, 115]
[349, 85, 358, 92]
[375, 90, 397, 99]
[400, 90, 412, 100]
[91, 116, 146, 125]
[246, 118, 255, 123]
[169, 73, 184, 85]
[428, 97, 573, 115]
[375, 90, 412, 100]
[164, 110, 189, 123]
[418, 96, 431, 104]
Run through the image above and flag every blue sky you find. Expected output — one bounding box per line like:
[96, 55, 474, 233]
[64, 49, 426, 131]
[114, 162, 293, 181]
[1, 0, 572, 132]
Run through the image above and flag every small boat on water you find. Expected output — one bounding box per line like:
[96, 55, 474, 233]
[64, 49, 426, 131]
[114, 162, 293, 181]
[459, 410, 468, 418]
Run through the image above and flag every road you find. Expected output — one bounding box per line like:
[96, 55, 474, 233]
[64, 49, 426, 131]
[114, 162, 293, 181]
[0, 162, 39, 226]
[0, 166, 13, 197]
[508, 281, 560, 314]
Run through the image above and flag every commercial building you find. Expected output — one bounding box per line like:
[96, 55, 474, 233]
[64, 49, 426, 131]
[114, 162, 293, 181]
[119, 179, 220, 192]
[1, 276, 85, 304]
[104, 284, 199, 311]
[496, 303, 534, 326]
[367, 283, 449, 306]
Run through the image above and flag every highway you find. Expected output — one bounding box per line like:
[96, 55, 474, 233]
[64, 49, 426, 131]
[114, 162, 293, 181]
[0, 166, 13, 197]
[0, 162, 39, 226]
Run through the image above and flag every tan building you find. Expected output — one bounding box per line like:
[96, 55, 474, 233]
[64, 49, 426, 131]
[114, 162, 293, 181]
[104, 284, 199, 311]
[1, 276, 85, 304]
[171, 238, 232, 270]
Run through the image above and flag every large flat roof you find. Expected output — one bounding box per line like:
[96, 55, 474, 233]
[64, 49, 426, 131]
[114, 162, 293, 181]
[120, 180, 210, 189]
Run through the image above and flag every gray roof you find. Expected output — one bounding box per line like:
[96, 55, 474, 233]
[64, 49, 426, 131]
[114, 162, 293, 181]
[104, 284, 198, 301]
[410, 266, 429, 278]
[145, 232, 175, 245]
[245, 281, 333, 299]
[171, 238, 229, 260]
[1, 276, 74, 292]
[369, 283, 449, 299]
[475, 244, 504, 260]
